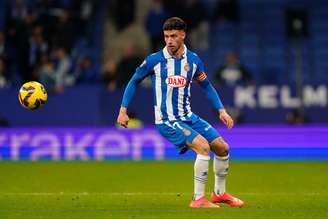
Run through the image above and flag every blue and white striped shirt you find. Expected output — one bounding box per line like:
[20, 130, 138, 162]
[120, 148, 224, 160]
[121, 45, 223, 124]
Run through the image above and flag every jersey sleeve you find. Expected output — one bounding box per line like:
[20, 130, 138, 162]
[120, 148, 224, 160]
[193, 56, 207, 81]
[193, 55, 224, 110]
[121, 56, 155, 108]
[133, 56, 154, 81]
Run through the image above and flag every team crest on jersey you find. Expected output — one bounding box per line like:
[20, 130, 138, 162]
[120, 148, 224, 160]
[165, 75, 188, 88]
[183, 128, 191, 136]
[184, 63, 190, 72]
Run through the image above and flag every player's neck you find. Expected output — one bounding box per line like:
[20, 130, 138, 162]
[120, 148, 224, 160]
[168, 44, 185, 58]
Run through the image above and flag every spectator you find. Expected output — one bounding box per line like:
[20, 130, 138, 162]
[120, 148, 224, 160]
[1, 0, 97, 88]
[215, 51, 254, 86]
[29, 26, 49, 74]
[145, 0, 170, 52]
[53, 47, 71, 93]
[102, 59, 118, 91]
[116, 43, 142, 87]
[38, 56, 56, 92]
[73, 56, 97, 84]
[0, 57, 9, 88]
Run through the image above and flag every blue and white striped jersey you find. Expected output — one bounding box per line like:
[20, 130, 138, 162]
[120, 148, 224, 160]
[121, 44, 224, 124]
[130, 45, 207, 124]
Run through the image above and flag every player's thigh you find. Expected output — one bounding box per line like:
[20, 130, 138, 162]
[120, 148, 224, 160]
[190, 117, 220, 144]
[186, 134, 211, 156]
[190, 117, 229, 156]
[156, 121, 199, 154]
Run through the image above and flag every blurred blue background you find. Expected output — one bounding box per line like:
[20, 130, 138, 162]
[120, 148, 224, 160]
[0, 0, 327, 126]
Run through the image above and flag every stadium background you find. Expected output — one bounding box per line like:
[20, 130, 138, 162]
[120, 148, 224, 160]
[0, 0, 327, 218]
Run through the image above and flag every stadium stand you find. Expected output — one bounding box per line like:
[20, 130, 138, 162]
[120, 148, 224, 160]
[0, 0, 327, 125]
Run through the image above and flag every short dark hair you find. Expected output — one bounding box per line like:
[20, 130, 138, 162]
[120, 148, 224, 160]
[163, 17, 187, 32]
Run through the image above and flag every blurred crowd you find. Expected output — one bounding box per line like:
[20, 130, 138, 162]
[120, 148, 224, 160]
[104, 0, 249, 91]
[0, 0, 316, 126]
[0, 0, 252, 93]
[0, 0, 96, 92]
[0, 0, 313, 97]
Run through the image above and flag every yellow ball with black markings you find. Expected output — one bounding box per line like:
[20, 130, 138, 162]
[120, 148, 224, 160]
[18, 81, 48, 110]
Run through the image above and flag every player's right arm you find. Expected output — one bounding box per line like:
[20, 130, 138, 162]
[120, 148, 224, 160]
[193, 55, 234, 129]
[117, 56, 153, 128]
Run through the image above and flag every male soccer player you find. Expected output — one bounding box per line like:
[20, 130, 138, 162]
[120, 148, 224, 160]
[117, 17, 244, 208]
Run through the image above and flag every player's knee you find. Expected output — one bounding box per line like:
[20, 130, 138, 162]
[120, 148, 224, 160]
[213, 139, 229, 156]
[220, 141, 229, 156]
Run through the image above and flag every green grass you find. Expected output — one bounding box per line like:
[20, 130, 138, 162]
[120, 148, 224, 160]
[0, 161, 328, 219]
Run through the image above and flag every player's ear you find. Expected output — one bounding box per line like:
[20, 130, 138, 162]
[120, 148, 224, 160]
[181, 31, 186, 40]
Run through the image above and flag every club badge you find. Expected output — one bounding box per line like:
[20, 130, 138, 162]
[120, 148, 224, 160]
[183, 128, 191, 136]
[184, 63, 190, 72]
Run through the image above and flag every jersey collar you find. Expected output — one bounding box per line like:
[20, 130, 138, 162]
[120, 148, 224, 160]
[163, 44, 187, 59]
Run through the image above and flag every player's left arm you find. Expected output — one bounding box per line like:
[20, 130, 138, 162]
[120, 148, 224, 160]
[118, 57, 153, 128]
[194, 59, 234, 129]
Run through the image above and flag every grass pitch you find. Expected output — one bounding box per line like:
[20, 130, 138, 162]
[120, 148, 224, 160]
[0, 161, 327, 219]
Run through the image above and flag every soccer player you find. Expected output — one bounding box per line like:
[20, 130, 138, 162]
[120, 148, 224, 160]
[117, 17, 244, 208]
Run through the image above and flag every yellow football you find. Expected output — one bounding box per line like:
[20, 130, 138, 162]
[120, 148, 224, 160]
[18, 81, 48, 110]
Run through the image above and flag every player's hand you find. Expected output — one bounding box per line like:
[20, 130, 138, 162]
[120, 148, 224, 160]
[117, 107, 129, 128]
[219, 109, 234, 129]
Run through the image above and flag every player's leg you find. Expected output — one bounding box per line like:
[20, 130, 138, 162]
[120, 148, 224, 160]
[187, 134, 210, 200]
[210, 137, 229, 196]
[156, 121, 218, 208]
[186, 133, 210, 155]
[210, 137, 244, 207]
[186, 134, 219, 208]
[190, 116, 244, 207]
[188, 118, 229, 198]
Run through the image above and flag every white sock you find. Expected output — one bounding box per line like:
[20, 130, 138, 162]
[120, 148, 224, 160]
[193, 154, 210, 200]
[214, 154, 229, 195]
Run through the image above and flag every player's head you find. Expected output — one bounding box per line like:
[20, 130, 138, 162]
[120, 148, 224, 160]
[163, 17, 186, 54]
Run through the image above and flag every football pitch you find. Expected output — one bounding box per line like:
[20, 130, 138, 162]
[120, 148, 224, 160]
[0, 161, 327, 219]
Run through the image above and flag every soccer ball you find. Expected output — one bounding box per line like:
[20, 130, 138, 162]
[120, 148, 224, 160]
[18, 81, 48, 110]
